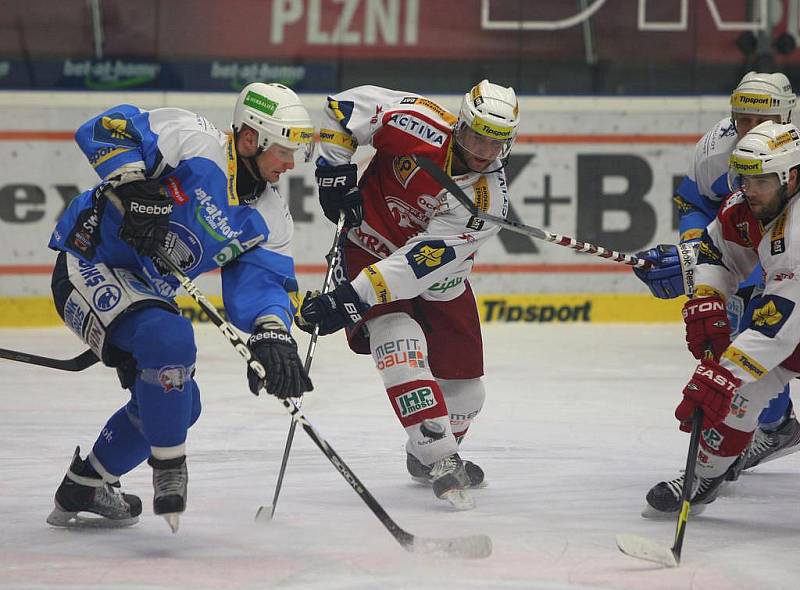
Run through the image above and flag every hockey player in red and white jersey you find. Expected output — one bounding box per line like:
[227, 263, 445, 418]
[298, 81, 519, 510]
[644, 121, 800, 517]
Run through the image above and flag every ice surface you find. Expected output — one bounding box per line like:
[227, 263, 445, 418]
[1, 323, 799, 590]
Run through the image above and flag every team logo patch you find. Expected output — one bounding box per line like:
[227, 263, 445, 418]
[93, 114, 142, 147]
[158, 365, 188, 392]
[92, 284, 121, 312]
[405, 240, 456, 278]
[395, 386, 437, 418]
[392, 155, 420, 188]
[730, 392, 750, 419]
[751, 296, 794, 338]
[697, 237, 724, 266]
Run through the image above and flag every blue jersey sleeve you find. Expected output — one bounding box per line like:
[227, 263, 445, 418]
[74, 104, 161, 181]
[221, 247, 299, 332]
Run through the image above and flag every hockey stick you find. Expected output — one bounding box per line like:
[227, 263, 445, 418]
[616, 407, 703, 567]
[155, 247, 492, 559]
[412, 155, 653, 269]
[0, 347, 99, 371]
[255, 214, 348, 523]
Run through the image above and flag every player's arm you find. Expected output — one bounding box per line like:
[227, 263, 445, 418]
[221, 243, 311, 399]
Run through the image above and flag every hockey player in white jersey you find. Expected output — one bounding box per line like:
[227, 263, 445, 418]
[46, 83, 314, 531]
[644, 121, 800, 516]
[634, 72, 800, 475]
[297, 81, 519, 510]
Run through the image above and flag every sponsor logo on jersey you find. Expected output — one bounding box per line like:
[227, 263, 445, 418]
[774, 271, 796, 281]
[244, 91, 278, 116]
[92, 284, 122, 312]
[473, 176, 490, 211]
[77, 259, 107, 288]
[158, 365, 188, 392]
[731, 92, 778, 110]
[405, 240, 456, 278]
[429, 276, 463, 294]
[213, 235, 263, 267]
[164, 176, 189, 205]
[399, 97, 457, 125]
[385, 195, 433, 231]
[319, 128, 358, 152]
[364, 264, 392, 304]
[722, 346, 767, 378]
[63, 292, 89, 337]
[387, 113, 445, 147]
[193, 187, 243, 242]
[392, 155, 421, 188]
[352, 225, 393, 259]
[771, 211, 787, 255]
[466, 216, 484, 231]
[750, 295, 794, 337]
[395, 386, 437, 418]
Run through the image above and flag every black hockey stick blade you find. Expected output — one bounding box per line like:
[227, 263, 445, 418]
[0, 347, 99, 371]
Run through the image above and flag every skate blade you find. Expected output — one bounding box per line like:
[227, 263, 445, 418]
[162, 513, 180, 534]
[46, 508, 138, 529]
[440, 489, 475, 511]
[411, 476, 488, 489]
[640, 502, 706, 520]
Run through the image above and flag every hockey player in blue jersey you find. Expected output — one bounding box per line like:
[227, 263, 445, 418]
[634, 72, 800, 477]
[45, 82, 314, 532]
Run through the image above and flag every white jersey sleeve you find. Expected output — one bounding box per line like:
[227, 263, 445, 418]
[350, 171, 507, 304]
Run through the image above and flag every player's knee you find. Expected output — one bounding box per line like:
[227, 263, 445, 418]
[129, 309, 197, 369]
[369, 312, 432, 385]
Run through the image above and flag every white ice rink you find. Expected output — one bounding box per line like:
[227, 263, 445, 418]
[2, 323, 799, 590]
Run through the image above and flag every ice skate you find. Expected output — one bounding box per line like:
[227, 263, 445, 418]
[406, 452, 486, 488]
[148, 455, 188, 533]
[46, 447, 141, 528]
[641, 461, 737, 519]
[429, 454, 475, 510]
[742, 413, 800, 470]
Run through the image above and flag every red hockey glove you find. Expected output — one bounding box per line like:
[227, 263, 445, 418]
[675, 359, 741, 432]
[682, 295, 731, 360]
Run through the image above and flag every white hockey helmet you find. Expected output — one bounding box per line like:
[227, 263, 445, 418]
[232, 82, 315, 162]
[729, 121, 800, 184]
[455, 79, 520, 161]
[730, 72, 796, 123]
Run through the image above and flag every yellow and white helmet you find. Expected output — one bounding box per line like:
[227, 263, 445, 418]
[730, 72, 796, 124]
[232, 82, 315, 162]
[729, 121, 800, 184]
[455, 79, 520, 161]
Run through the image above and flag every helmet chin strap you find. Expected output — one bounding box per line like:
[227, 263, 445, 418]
[236, 144, 268, 205]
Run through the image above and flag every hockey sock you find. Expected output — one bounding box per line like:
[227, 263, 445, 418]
[758, 387, 792, 432]
[438, 378, 486, 443]
[369, 312, 458, 465]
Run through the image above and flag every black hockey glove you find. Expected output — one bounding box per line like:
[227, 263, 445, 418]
[296, 282, 369, 336]
[315, 163, 363, 227]
[247, 326, 313, 398]
[115, 180, 173, 257]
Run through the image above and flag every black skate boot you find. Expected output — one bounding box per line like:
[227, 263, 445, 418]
[406, 452, 486, 488]
[641, 459, 739, 519]
[46, 447, 142, 528]
[741, 412, 800, 470]
[429, 453, 474, 510]
[148, 455, 187, 533]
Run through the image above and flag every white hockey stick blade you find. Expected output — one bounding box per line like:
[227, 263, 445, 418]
[253, 504, 273, 524]
[406, 534, 492, 559]
[615, 533, 678, 568]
